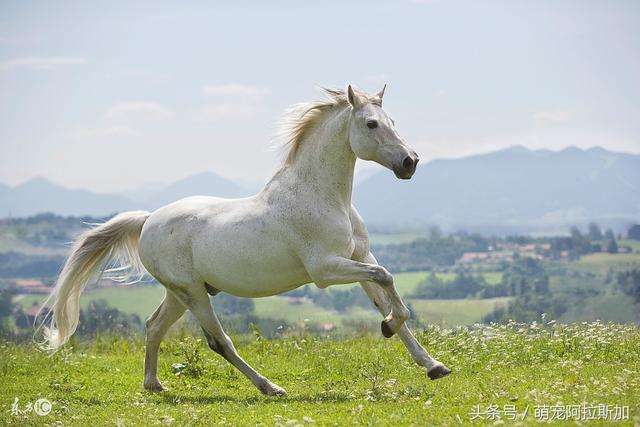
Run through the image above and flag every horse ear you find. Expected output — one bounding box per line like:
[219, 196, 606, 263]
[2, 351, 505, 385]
[373, 84, 386, 106]
[347, 85, 363, 108]
[377, 84, 386, 102]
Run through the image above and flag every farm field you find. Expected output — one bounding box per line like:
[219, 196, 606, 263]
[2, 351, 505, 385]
[19, 283, 165, 320]
[253, 296, 378, 326]
[559, 292, 637, 324]
[368, 233, 424, 245]
[18, 271, 506, 328]
[2, 322, 639, 425]
[573, 252, 640, 275]
[15, 246, 640, 329]
[410, 297, 511, 327]
[619, 239, 640, 253]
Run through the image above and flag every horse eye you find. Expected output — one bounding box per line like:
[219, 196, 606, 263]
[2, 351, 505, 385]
[366, 120, 378, 129]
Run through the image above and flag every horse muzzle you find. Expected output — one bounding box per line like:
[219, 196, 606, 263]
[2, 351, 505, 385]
[393, 154, 419, 179]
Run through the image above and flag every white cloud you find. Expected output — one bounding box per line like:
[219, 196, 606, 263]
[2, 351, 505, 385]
[203, 83, 270, 99]
[105, 102, 175, 120]
[0, 56, 86, 71]
[73, 126, 139, 139]
[197, 103, 256, 122]
[532, 110, 573, 125]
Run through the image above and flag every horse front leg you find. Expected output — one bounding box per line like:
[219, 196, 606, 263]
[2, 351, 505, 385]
[360, 279, 451, 380]
[307, 255, 410, 336]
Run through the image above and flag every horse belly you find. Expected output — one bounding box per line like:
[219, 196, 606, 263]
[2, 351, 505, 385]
[193, 229, 311, 298]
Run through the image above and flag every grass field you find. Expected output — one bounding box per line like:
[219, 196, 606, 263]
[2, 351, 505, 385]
[409, 297, 511, 327]
[559, 292, 637, 324]
[573, 252, 640, 275]
[2, 322, 639, 425]
[619, 239, 640, 253]
[253, 297, 378, 326]
[19, 284, 165, 320]
[18, 270, 506, 329]
[368, 233, 424, 245]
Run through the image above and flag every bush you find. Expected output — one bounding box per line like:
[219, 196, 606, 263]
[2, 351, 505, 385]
[76, 299, 142, 338]
[410, 271, 506, 299]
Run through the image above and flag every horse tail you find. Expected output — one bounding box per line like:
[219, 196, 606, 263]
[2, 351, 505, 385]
[37, 210, 150, 352]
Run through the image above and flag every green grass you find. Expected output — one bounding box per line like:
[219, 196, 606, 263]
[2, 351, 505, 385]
[574, 252, 640, 275]
[619, 239, 640, 253]
[391, 271, 431, 295]
[18, 271, 507, 329]
[368, 233, 424, 245]
[2, 322, 639, 425]
[253, 297, 378, 326]
[559, 293, 637, 324]
[252, 294, 505, 329]
[0, 233, 66, 256]
[408, 297, 511, 327]
[254, 296, 336, 323]
[475, 271, 502, 285]
[19, 284, 165, 320]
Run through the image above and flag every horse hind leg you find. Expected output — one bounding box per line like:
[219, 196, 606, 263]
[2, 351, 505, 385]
[180, 284, 286, 396]
[143, 290, 186, 392]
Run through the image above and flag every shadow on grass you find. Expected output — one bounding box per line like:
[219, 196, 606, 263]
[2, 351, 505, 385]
[156, 391, 354, 405]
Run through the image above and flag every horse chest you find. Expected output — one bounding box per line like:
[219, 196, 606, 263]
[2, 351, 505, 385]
[302, 209, 356, 257]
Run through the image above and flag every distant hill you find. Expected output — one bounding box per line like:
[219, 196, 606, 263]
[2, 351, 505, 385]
[0, 177, 137, 217]
[353, 146, 640, 232]
[0, 171, 251, 217]
[143, 171, 250, 209]
[2, 147, 639, 232]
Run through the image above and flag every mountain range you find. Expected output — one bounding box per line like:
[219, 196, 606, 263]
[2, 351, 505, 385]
[354, 146, 640, 232]
[1, 146, 639, 232]
[0, 177, 137, 217]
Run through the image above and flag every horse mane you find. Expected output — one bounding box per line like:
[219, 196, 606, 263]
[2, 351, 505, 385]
[277, 87, 375, 165]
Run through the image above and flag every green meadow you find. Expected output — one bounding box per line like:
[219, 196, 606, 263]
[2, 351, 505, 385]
[2, 322, 639, 425]
[19, 271, 506, 328]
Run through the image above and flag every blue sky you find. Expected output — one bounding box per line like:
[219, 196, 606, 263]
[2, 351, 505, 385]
[1, 0, 639, 192]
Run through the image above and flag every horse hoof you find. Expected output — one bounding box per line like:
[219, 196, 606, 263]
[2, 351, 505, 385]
[270, 386, 287, 397]
[381, 320, 395, 338]
[143, 381, 167, 392]
[259, 381, 287, 396]
[427, 364, 451, 380]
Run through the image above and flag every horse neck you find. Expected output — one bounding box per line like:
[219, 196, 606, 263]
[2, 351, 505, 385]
[279, 107, 356, 209]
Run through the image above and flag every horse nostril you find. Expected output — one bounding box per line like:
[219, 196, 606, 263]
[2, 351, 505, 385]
[402, 156, 414, 170]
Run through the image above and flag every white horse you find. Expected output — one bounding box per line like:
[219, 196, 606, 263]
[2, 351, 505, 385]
[41, 85, 451, 396]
